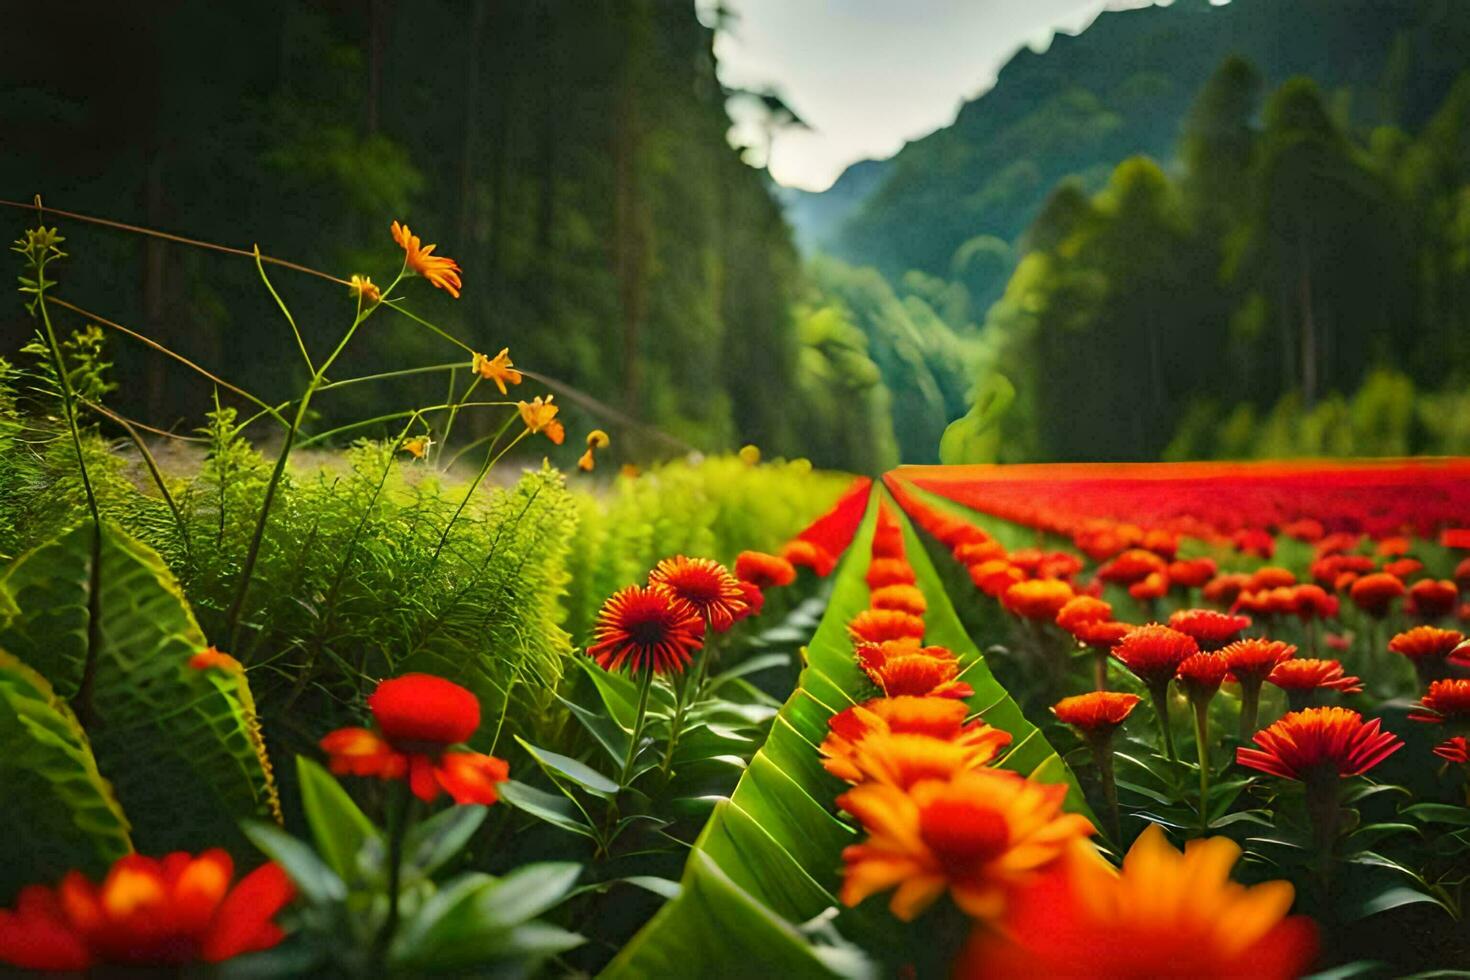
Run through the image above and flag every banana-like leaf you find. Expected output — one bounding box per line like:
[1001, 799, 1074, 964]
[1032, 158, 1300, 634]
[605, 488, 1089, 976]
[0, 650, 132, 900]
[0, 523, 280, 852]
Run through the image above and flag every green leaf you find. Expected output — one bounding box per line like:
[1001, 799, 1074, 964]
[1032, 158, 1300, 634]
[516, 736, 619, 797]
[498, 779, 598, 840]
[1401, 802, 1470, 827]
[473, 862, 582, 929]
[295, 756, 379, 884]
[0, 650, 132, 900]
[0, 523, 280, 852]
[241, 820, 347, 905]
[402, 804, 487, 880]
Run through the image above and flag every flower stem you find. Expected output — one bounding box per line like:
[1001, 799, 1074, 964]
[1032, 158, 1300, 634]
[1192, 698, 1211, 833]
[1093, 648, 1109, 692]
[1091, 734, 1122, 844]
[1149, 681, 1177, 762]
[621, 668, 655, 786]
[1305, 771, 1342, 883]
[1238, 681, 1262, 740]
[375, 781, 412, 966]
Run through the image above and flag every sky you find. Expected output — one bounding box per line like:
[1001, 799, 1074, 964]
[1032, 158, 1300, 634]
[711, 0, 1164, 191]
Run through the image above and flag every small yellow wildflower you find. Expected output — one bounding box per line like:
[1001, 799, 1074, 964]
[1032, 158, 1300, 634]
[738, 444, 761, 465]
[471, 348, 523, 395]
[578, 429, 610, 472]
[518, 396, 565, 445]
[391, 221, 463, 298]
[401, 435, 433, 459]
[349, 274, 381, 305]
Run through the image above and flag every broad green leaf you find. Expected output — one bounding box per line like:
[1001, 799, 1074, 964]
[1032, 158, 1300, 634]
[402, 803, 486, 880]
[0, 523, 280, 852]
[0, 650, 132, 900]
[498, 779, 599, 840]
[296, 756, 379, 884]
[474, 862, 583, 929]
[242, 820, 347, 905]
[516, 736, 620, 797]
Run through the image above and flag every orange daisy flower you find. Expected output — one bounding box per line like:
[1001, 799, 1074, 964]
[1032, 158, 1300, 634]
[1408, 579, 1459, 619]
[866, 558, 917, 590]
[320, 674, 510, 805]
[953, 539, 1005, 565]
[586, 584, 705, 674]
[1388, 626, 1466, 684]
[1383, 557, 1424, 580]
[1113, 624, 1198, 689]
[969, 559, 1023, 597]
[1249, 566, 1297, 591]
[1129, 571, 1169, 601]
[1002, 578, 1076, 622]
[1097, 548, 1166, 584]
[400, 435, 432, 459]
[1266, 659, 1363, 706]
[822, 726, 1013, 788]
[857, 642, 974, 700]
[782, 539, 837, 577]
[869, 583, 928, 617]
[391, 220, 462, 297]
[649, 556, 749, 632]
[1050, 691, 1140, 737]
[1056, 595, 1111, 633]
[1237, 707, 1403, 780]
[954, 825, 1318, 980]
[1292, 584, 1339, 621]
[0, 851, 294, 971]
[1349, 573, 1405, 617]
[1177, 652, 1230, 702]
[848, 608, 926, 645]
[734, 550, 797, 588]
[1166, 556, 1218, 589]
[1070, 618, 1132, 650]
[1168, 609, 1251, 651]
[1409, 679, 1470, 723]
[517, 395, 565, 445]
[1203, 572, 1252, 607]
[348, 273, 381, 305]
[1222, 638, 1297, 686]
[471, 347, 522, 395]
[838, 769, 1094, 921]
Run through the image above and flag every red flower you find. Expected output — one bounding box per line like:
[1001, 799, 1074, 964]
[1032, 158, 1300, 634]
[869, 584, 928, 617]
[1408, 579, 1459, 619]
[866, 558, 917, 590]
[1222, 638, 1297, 687]
[1350, 573, 1405, 616]
[1142, 529, 1179, 559]
[1409, 679, 1470, 723]
[1311, 553, 1374, 587]
[1388, 626, 1465, 680]
[322, 674, 510, 805]
[1283, 518, 1325, 542]
[1266, 659, 1363, 695]
[1249, 567, 1296, 591]
[1376, 536, 1412, 557]
[1168, 609, 1250, 651]
[1056, 595, 1111, 633]
[1454, 557, 1470, 590]
[857, 642, 974, 699]
[0, 851, 293, 971]
[848, 608, 926, 645]
[586, 585, 705, 675]
[781, 539, 837, 577]
[1202, 573, 1251, 606]
[1002, 579, 1075, 622]
[1166, 557, 1218, 589]
[872, 508, 907, 560]
[1383, 557, 1424, 581]
[189, 647, 244, 673]
[1434, 736, 1470, 764]
[1291, 584, 1339, 621]
[1113, 624, 1198, 688]
[1233, 528, 1276, 559]
[1177, 652, 1230, 701]
[1051, 691, 1140, 736]
[649, 556, 749, 632]
[1129, 571, 1169, 601]
[736, 580, 764, 618]
[969, 559, 1023, 597]
[1098, 549, 1166, 585]
[954, 539, 1006, 565]
[1237, 707, 1403, 780]
[734, 550, 796, 588]
[1071, 619, 1133, 650]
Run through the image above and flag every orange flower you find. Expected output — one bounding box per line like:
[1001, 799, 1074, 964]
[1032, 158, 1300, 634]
[1177, 652, 1230, 702]
[969, 559, 1023, 597]
[872, 511, 907, 560]
[1056, 595, 1111, 633]
[1249, 566, 1297, 591]
[471, 348, 523, 395]
[1409, 679, 1470, 723]
[1167, 556, 1218, 589]
[1222, 638, 1297, 687]
[649, 556, 749, 632]
[1070, 618, 1132, 650]
[1266, 659, 1363, 696]
[1383, 557, 1424, 580]
[1129, 571, 1169, 601]
[838, 769, 1093, 921]
[0, 851, 294, 971]
[869, 583, 928, 617]
[1168, 609, 1250, 650]
[953, 539, 1005, 565]
[391, 220, 462, 297]
[1455, 556, 1470, 590]
[866, 557, 917, 590]
[1408, 579, 1459, 619]
[1097, 548, 1166, 584]
[400, 435, 432, 459]
[348, 273, 381, 305]
[782, 539, 837, 577]
[1203, 572, 1252, 606]
[1050, 691, 1139, 737]
[1291, 584, 1339, 621]
[321, 674, 510, 805]
[848, 608, 926, 646]
[954, 825, 1318, 980]
[189, 646, 243, 673]
[822, 727, 1012, 788]
[1113, 624, 1198, 689]
[735, 580, 764, 619]
[1349, 572, 1405, 616]
[517, 395, 565, 445]
[585, 584, 704, 675]
[1237, 707, 1402, 780]
[1002, 578, 1075, 622]
[1388, 626, 1465, 684]
[1284, 517, 1326, 542]
[734, 550, 797, 588]
[857, 642, 974, 700]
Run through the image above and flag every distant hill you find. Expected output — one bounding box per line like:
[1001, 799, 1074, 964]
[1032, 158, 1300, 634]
[787, 0, 1470, 298]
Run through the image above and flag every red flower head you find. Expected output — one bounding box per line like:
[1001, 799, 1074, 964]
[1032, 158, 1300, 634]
[1334, 571, 1362, 594]
[1233, 528, 1276, 559]
[1168, 609, 1250, 651]
[1454, 557, 1470, 591]
[1388, 626, 1465, 683]
[1249, 567, 1297, 592]
[1283, 518, 1325, 542]
[954, 539, 1006, 565]
[1037, 551, 1084, 581]
[734, 550, 796, 588]
[1315, 532, 1363, 558]
[1383, 557, 1424, 581]
[586, 584, 705, 674]
[870, 583, 928, 617]
[1350, 573, 1407, 617]
[1142, 529, 1179, 559]
[931, 517, 988, 549]
[781, 539, 837, 577]
[1071, 619, 1133, 651]
[1434, 736, 1470, 764]
[1129, 571, 1169, 601]
[1098, 548, 1166, 585]
[1056, 595, 1111, 634]
[736, 580, 764, 619]
[1051, 691, 1140, 737]
[323, 674, 510, 805]
[1291, 584, 1339, 622]
[1166, 557, 1218, 589]
[820, 697, 1012, 785]
[1237, 707, 1403, 780]
[1408, 579, 1459, 620]
[1266, 659, 1363, 696]
[0, 852, 294, 971]
[857, 642, 974, 699]
[848, 608, 926, 646]
[649, 556, 749, 632]
[1002, 578, 1075, 622]
[1444, 528, 1470, 550]
[969, 559, 1024, 597]
[866, 558, 918, 590]
[1176, 653, 1230, 702]
[1409, 679, 1470, 723]
[1113, 624, 1198, 688]
[1222, 638, 1296, 687]
[1202, 573, 1252, 607]
[1376, 536, 1411, 557]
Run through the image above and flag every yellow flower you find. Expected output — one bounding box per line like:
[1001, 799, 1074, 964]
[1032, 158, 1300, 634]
[739, 444, 761, 465]
[471, 348, 522, 395]
[578, 429, 610, 472]
[401, 436, 433, 459]
[517, 396, 565, 445]
[390, 221, 462, 298]
[349, 274, 381, 305]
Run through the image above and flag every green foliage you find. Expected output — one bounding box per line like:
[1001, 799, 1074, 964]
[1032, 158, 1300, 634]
[0, 650, 132, 900]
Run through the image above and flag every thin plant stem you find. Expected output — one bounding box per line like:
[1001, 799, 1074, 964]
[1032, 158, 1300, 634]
[296, 400, 515, 449]
[1149, 681, 1177, 762]
[621, 669, 655, 785]
[89, 400, 189, 553]
[1238, 680, 1263, 740]
[438, 373, 481, 464]
[1092, 735, 1122, 844]
[1192, 697, 1212, 833]
[375, 782, 412, 965]
[29, 254, 99, 525]
[1093, 647, 1109, 692]
[255, 246, 314, 374]
[430, 420, 525, 565]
